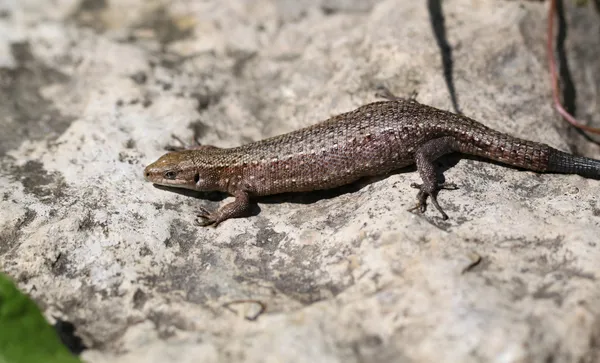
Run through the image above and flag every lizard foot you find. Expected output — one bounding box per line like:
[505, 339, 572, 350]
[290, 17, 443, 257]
[408, 182, 458, 220]
[165, 134, 189, 152]
[195, 206, 219, 227]
[165, 133, 203, 152]
[375, 85, 418, 102]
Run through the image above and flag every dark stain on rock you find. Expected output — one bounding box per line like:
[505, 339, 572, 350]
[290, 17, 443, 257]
[50, 252, 72, 277]
[161, 202, 181, 211]
[132, 6, 194, 47]
[130, 71, 147, 85]
[321, 6, 338, 15]
[132, 288, 148, 310]
[9, 160, 69, 202]
[71, 0, 108, 31]
[118, 151, 139, 165]
[164, 218, 198, 254]
[168, 268, 221, 303]
[79, 0, 107, 11]
[20, 208, 37, 227]
[125, 139, 136, 149]
[0, 42, 74, 156]
[78, 210, 95, 231]
[320, 0, 375, 15]
[254, 228, 286, 252]
[231, 52, 256, 78]
[139, 245, 152, 257]
[233, 241, 346, 305]
[150, 224, 347, 308]
[191, 92, 221, 113]
[532, 282, 563, 306]
[153, 246, 223, 305]
[147, 310, 189, 339]
[0, 208, 36, 255]
[562, 268, 595, 281]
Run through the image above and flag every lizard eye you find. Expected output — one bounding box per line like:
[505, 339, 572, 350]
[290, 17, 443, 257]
[164, 171, 177, 179]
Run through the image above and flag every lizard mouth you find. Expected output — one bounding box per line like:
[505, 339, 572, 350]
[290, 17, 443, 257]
[144, 168, 194, 188]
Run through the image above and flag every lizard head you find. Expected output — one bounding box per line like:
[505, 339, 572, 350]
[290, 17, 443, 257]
[144, 150, 221, 191]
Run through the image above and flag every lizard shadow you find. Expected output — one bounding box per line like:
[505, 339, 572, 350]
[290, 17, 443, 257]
[257, 149, 597, 209]
[153, 184, 228, 202]
[261, 152, 600, 210]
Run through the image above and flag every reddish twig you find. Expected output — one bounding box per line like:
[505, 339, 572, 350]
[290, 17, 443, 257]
[547, 0, 600, 134]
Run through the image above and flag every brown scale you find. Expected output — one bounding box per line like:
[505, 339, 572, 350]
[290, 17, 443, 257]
[144, 92, 600, 226]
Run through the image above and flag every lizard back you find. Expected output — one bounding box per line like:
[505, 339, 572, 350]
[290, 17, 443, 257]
[202, 100, 549, 195]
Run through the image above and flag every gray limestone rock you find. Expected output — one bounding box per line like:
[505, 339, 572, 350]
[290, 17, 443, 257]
[1, 0, 600, 362]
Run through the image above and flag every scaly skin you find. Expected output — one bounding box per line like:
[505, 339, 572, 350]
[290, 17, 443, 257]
[144, 95, 600, 226]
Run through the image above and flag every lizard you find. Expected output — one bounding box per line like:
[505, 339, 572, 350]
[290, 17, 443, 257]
[144, 89, 600, 226]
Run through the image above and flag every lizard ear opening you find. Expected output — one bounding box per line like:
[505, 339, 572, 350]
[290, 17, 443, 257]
[194, 173, 200, 183]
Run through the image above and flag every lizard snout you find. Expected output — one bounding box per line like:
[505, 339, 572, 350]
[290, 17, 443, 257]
[143, 164, 159, 182]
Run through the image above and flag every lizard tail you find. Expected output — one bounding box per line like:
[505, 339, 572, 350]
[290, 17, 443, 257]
[547, 148, 600, 178]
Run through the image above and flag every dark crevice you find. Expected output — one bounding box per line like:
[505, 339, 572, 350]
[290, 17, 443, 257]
[554, 0, 600, 148]
[53, 318, 87, 355]
[427, 0, 461, 114]
[555, 0, 576, 117]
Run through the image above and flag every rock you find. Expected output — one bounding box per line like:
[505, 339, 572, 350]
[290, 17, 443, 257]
[1, 0, 600, 362]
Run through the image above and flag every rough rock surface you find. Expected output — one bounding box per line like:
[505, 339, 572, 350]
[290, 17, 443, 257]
[1, 0, 600, 362]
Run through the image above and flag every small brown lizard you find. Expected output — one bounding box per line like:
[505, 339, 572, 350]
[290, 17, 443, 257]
[144, 91, 600, 226]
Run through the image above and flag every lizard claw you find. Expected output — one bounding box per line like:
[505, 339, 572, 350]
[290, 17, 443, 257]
[410, 182, 458, 191]
[164, 134, 187, 152]
[195, 206, 218, 227]
[375, 86, 418, 102]
[408, 182, 458, 220]
[165, 133, 206, 152]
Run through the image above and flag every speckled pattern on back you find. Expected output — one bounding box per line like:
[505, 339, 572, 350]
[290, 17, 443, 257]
[161, 100, 554, 195]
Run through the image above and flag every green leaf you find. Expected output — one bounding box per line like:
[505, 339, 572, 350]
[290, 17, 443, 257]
[0, 273, 82, 363]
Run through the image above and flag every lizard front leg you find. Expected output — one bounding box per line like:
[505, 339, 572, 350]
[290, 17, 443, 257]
[196, 189, 251, 227]
[410, 136, 459, 219]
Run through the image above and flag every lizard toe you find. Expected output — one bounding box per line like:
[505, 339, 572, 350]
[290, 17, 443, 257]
[438, 182, 459, 190]
[408, 183, 452, 219]
[197, 206, 212, 217]
[195, 216, 215, 227]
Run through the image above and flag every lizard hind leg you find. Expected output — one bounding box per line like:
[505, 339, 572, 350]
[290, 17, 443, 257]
[410, 137, 459, 220]
[374, 85, 418, 102]
[165, 134, 221, 152]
